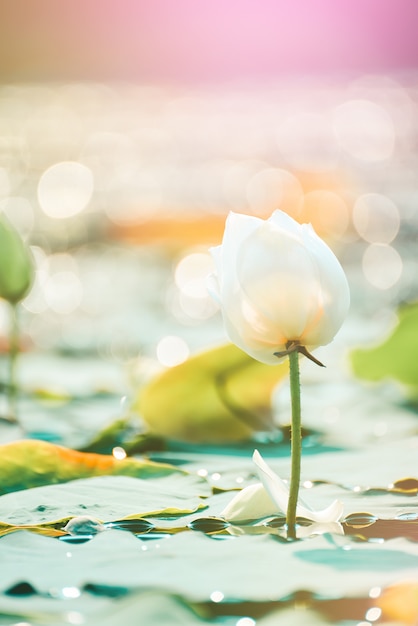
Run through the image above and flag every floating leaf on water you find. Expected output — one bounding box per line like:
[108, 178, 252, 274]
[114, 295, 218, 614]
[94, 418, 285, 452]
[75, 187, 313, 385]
[0, 439, 185, 495]
[0, 520, 67, 539]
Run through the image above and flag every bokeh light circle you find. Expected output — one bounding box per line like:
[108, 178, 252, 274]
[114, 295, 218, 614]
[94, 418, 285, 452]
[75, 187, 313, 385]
[156, 336, 190, 367]
[302, 190, 349, 239]
[43, 271, 83, 314]
[362, 244, 402, 290]
[38, 161, 94, 219]
[333, 99, 395, 161]
[276, 112, 338, 171]
[353, 193, 400, 243]
[246, 168, 304, 218]
[174, 252, 214, 298]
[0, 196, 34, 235]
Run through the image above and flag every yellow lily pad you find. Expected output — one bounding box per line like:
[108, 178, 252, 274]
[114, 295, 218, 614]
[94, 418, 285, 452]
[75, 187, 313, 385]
[133, 343, 288, 443]
[0, 439, 183, 495]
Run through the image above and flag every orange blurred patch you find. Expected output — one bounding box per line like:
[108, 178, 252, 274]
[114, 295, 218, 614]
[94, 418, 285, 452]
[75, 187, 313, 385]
[108, 171, 354, 247]
[297, 171, 353, 241]
[377, 582, 418, 624]
[108, 213, 226, 248]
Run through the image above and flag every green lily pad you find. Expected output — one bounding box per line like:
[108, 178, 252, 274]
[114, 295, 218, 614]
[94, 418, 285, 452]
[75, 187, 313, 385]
[133, 343, 288, 444]
[0, 471, 210, 527]
[351, 302, 418, 396]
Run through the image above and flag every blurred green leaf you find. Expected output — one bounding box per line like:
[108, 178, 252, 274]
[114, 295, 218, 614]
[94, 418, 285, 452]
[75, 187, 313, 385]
[0, 215, 34, 304]
[134, 343, 288, 443]
[0, 439, 186, 495]
[351, 302, 418, 396]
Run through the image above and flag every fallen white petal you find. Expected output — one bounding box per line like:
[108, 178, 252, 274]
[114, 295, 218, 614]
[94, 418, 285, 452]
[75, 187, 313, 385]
[221, 450, 344, 524]
[253, 449, 344, 523]
[220, 482, 278, 522]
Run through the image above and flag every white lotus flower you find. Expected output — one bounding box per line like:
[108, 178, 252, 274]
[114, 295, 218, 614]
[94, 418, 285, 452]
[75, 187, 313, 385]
[221, 450, 344, 524]
[208, 210, 350, 365]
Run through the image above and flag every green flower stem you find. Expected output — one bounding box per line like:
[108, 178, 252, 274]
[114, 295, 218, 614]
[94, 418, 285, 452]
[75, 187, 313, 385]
[8, 303, 19, 423]
[287, 348, 302, 539]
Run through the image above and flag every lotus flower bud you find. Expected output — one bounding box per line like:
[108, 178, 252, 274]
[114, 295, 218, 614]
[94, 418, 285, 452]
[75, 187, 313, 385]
[208, 210, 349, 365]
[0, 215, 34, 304]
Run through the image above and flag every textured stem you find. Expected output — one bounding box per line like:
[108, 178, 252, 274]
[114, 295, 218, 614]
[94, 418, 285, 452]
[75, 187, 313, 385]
[287, 348, 301, 538]
[8, 303, 19, 423]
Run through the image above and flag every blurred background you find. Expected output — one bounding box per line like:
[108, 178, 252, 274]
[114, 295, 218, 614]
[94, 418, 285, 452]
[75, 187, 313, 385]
[1, 0, 418, 373]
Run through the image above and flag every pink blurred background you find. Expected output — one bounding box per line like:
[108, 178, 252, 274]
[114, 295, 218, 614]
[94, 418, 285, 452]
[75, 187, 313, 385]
[0, 0, 418, 380]
[1, 0, 418, 82]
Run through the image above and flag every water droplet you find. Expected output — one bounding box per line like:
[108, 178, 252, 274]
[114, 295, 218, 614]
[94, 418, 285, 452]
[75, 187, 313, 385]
[106, 519, 154, 534]
[189, 517, 230, 533]
[64, 516, 104, 536]
[392, 477, 418, 493]
[344, 513, 377, 527]
[396, 512, 418, 521]
[264, 516, 287, 529]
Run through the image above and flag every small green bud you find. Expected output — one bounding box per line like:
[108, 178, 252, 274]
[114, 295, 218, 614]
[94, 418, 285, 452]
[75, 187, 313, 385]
[0, 214, 34, 304]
